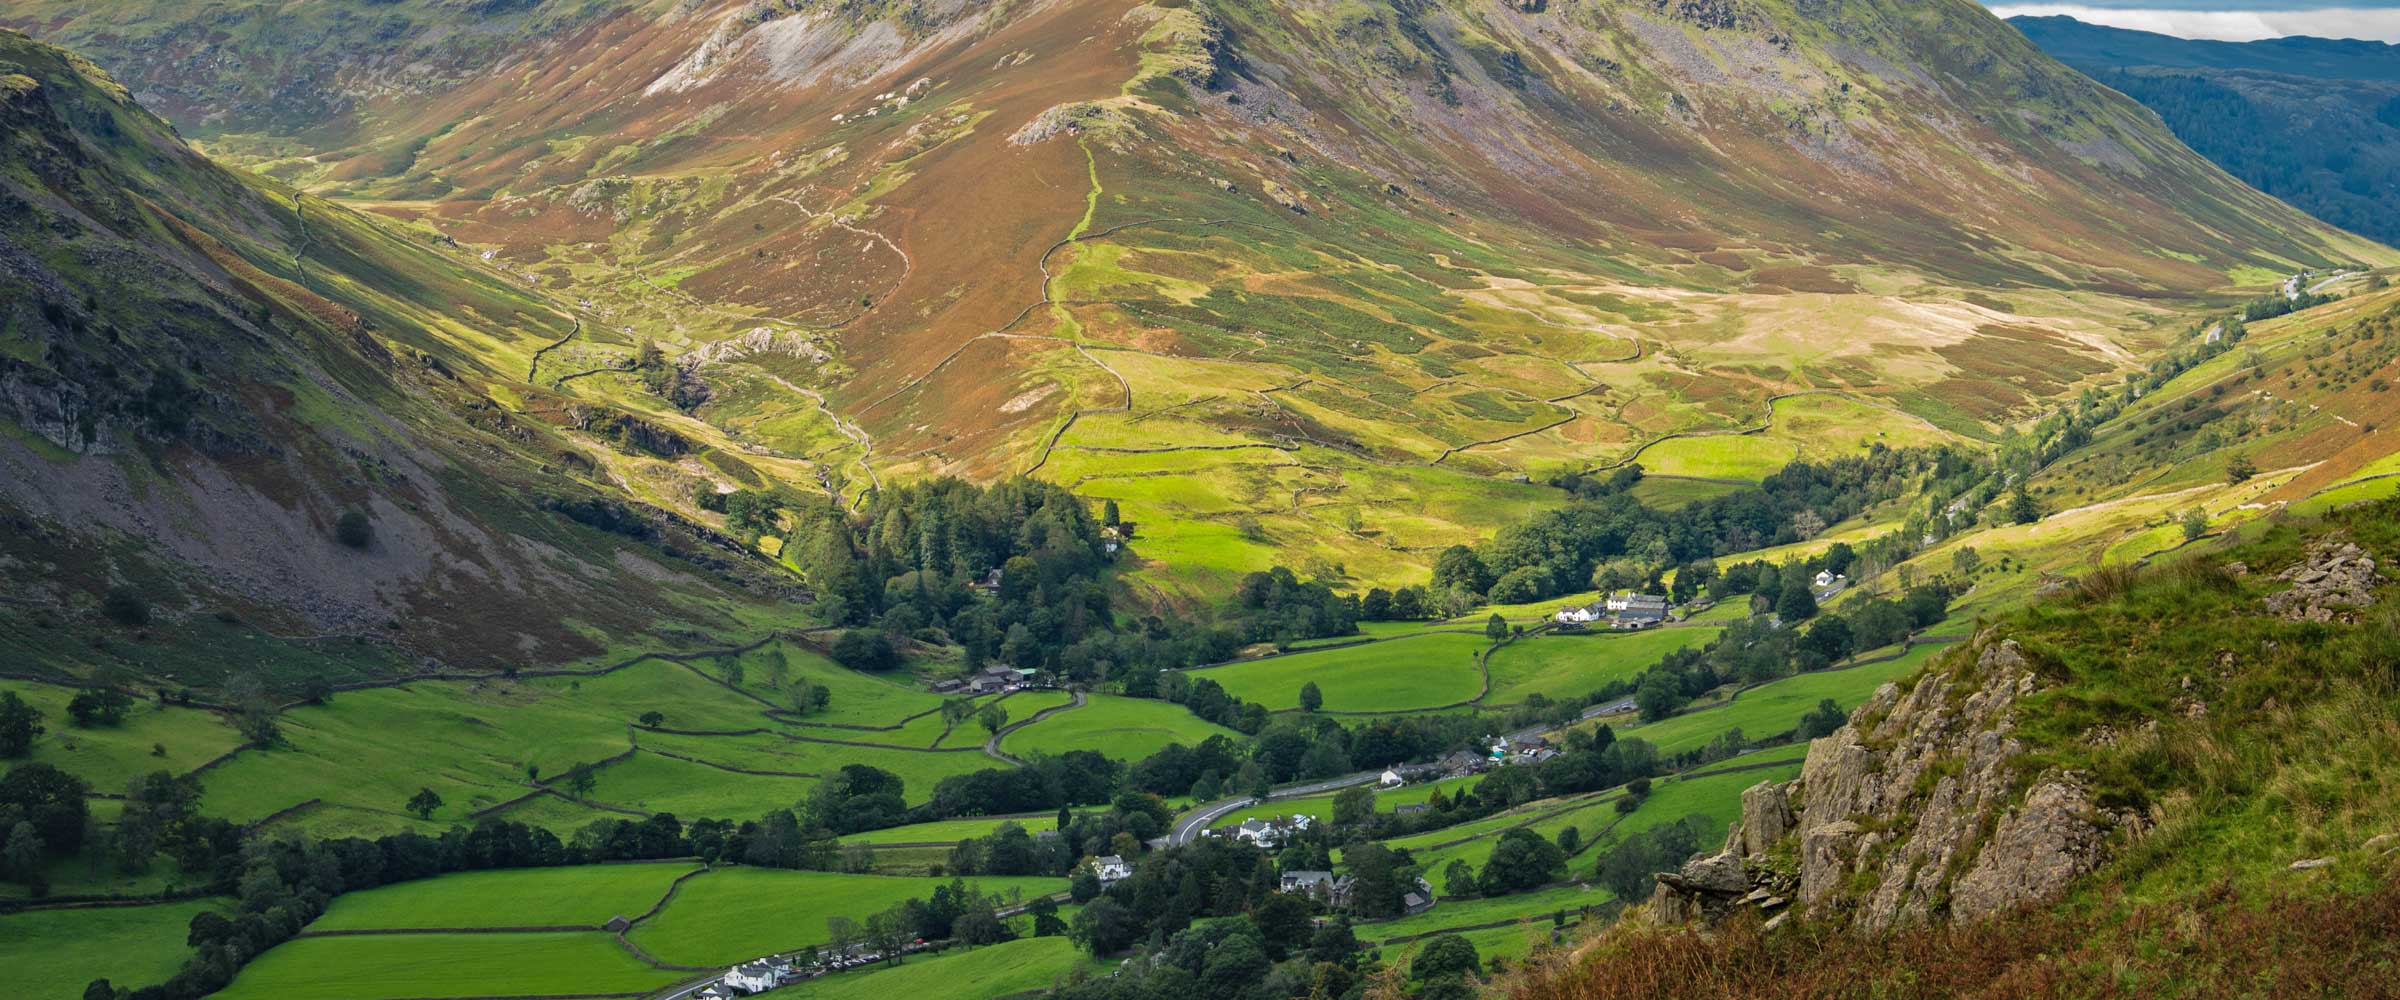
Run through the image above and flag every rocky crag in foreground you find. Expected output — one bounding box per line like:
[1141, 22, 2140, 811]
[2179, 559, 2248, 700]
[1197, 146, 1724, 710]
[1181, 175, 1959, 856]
[1656, 537, 2388, 933]
[1653, 636, 2121, 932]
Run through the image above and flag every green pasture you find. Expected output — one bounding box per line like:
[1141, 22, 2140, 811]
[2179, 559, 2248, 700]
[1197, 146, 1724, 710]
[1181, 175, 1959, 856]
[696, 639, 944, 728]
[1631, 435, 1794, 481]
[582, 749, 822, 817]
[1365, 881, 1611, 943]
[197, 658, 771, 832]
[309, 862, 699, 931]
[999, 694, 1235, 761]
[630, 731, 998, 802]
[627, 868, 1065, 967]
[1583, 749, 1809, 856]
[0, 897, 224, 999]
[1201, 632, 1489, 713]
[762, 935, 1106, 999]
[841, 813, 1087, 846]
[1484, 627, 1723, 705]
[209, 931, 680, 1000]
[0, 682, 245, 793]
[1608, 642, 1954, 754]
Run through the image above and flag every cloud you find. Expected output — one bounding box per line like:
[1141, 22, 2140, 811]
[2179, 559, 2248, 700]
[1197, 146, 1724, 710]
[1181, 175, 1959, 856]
[1988, 5, 2400, 42]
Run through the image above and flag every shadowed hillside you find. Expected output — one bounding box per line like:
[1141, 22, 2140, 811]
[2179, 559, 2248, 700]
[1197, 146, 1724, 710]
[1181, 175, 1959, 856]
[0, 30, 788, 679]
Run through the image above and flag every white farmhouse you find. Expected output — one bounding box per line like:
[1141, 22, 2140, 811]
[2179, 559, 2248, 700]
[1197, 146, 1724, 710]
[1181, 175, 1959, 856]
[1378, 768, 1405, 788]
[1093, 854, 1134, 883]
[723, 959, 782, 993]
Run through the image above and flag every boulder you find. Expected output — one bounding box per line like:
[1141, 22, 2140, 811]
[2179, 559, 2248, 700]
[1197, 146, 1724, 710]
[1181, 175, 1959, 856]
[1738, 781, 1793, 857]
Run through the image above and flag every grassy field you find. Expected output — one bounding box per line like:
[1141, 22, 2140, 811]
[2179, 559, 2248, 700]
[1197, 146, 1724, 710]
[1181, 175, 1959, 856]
[998, 694, 1235, 761]
[1483, 627, 1723, 705]
[309, 862, 700, 931]
[696, 640, 946, 728]
[209, 931, 681, 1000]
[0, 682, 246, 793]
[0, 898, 224, 999]
[1607, 642, 1955, 754]
[1201, 632, 1489, 713]
[1631, 435, 1795, 481]
[1364, 881, 1612, 944]
[1582, 747, 1810, 856]
[627, 868, 1065, 967]
[761, 934, 1105, 998]
[197, 658, 773, 831]
[840, 812, 1095, 846]
[627, 731, 999, 803]
[581, 749, 825, 817]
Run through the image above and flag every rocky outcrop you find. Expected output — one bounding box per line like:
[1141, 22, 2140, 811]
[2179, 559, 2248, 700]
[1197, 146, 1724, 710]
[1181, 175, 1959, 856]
[2265, 538, 2380, 623]
[1652, 635, 2121, 934]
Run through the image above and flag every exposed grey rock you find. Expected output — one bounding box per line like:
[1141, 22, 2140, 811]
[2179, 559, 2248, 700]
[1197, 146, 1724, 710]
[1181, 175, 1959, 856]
[2266, 539, 2380, 622]
[1659, 635, 2117, 935]
[2290, 857, 2334, 871]
[1952, 781, 2110, 922]
[1738, 780, 1793, 857]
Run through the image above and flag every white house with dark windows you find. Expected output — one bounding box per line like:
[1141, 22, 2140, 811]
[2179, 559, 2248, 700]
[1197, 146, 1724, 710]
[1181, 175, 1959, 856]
[1093, 854, 1133, 883]
[1378, 768, 1406, 788]
[1230, 815, 1313, 849]
[723, 958, 789, 994]
[1553, 602, 1605, 625]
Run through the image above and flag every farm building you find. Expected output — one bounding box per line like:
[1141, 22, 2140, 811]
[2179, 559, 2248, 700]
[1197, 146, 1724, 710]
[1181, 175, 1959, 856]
[1092, 855, 1134, 883]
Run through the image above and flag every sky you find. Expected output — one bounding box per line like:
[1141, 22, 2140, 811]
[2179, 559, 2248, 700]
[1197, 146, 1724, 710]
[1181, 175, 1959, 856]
[1985, 2, 2400, 42]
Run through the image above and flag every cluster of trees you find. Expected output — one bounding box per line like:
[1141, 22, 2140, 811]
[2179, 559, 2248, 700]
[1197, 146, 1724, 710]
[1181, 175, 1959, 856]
[1422, 447, 1985, 611]
[1055, 896, 1378, 1000]
[1441, 827, 1568, 898]
[943, 795, 1173, 878]
[7, 685, 205, 762]
[1591, 814, 1713, 899]
[821, 877, 1031, 962]
[777, 477, 1372, 708]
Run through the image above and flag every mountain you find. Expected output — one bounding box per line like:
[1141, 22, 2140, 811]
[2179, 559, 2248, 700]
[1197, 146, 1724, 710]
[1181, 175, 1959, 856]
[0, 29, 787, 679]
[7, 0, 2389, 604]
[2013, 15, 2400, 245]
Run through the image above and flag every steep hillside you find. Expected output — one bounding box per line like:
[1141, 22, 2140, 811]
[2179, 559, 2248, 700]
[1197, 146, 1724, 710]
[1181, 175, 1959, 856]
[10, 0, 2390, 599]
[1518, 496, 2400, 997]
[0, 30, 787, 680]
[2014, 16, 2400, 246]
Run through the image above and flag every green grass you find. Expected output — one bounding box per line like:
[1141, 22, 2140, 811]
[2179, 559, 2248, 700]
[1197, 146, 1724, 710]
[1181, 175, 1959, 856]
[1588, 747, 1812, 855]
[0, 682, 246, 793]
[0, 897, 223, 999]
[1202, 632, 1489, 713]
[841, 812, 1099, 846]
[209, 931, 681, 1000]
[697, 640, 949, 728]
[1609, 642, 1955, 754]
[627, 868, 1066, 967]
[998, 694, 1236, 761]
[761, 935, 1105, 998]
[625, 733, 998, 805]
[198, 658, 772, 833]
[1632, 435, 1796, 481]
[1364, 881, 1612, 943]
[1484, 628, 1723, 705]
[309, 862, 699, 931]
[583, 749, 823, 817]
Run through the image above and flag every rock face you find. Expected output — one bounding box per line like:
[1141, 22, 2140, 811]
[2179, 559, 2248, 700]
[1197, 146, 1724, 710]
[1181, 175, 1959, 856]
[1651, 635, 2119, 933]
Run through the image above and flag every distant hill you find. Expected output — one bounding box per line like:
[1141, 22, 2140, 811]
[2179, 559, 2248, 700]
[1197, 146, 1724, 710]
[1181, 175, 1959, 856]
[2014, 15, 2400, 244]
[2012, 14, 2400, 80]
